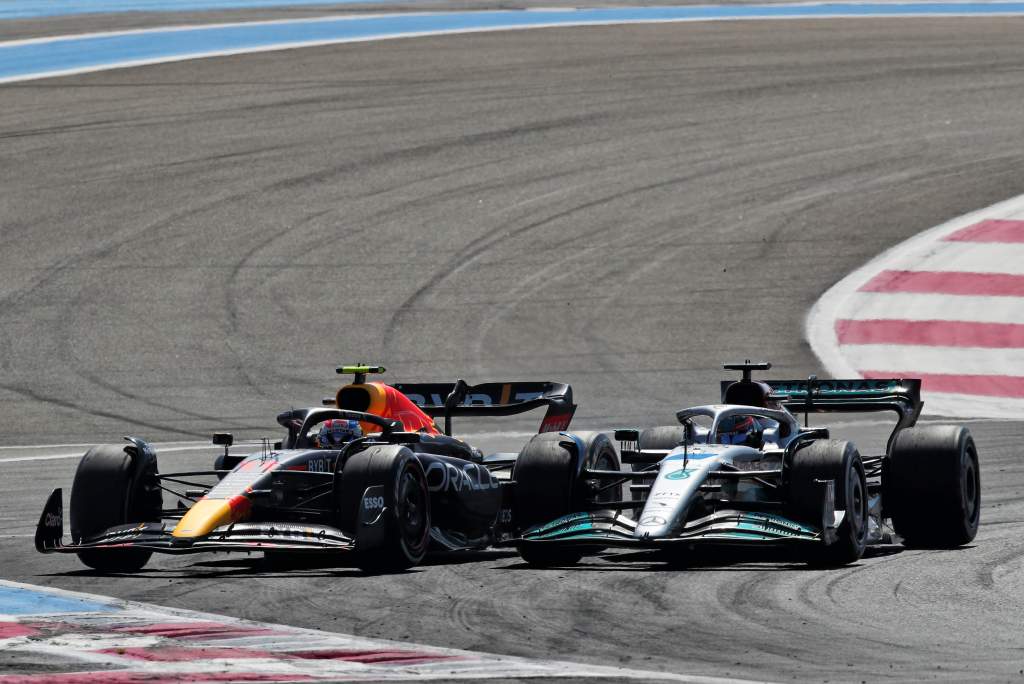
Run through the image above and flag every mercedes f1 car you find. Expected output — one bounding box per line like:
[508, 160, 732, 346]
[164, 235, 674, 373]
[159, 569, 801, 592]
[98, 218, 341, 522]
[512, 362, 980, 567]
[35, 366, 619, 572]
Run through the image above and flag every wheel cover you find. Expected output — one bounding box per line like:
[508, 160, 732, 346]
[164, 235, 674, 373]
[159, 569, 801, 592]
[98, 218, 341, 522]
[396, 467, 429, 555]
[962, 449, 980, 525]
[848, 466, 867, 545]
[590, 450, 619, 505]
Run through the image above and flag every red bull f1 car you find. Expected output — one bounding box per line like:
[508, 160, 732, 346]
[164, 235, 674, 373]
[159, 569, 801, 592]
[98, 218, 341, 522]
[512, 362, 980, 567]
[35, 366, 618, 572]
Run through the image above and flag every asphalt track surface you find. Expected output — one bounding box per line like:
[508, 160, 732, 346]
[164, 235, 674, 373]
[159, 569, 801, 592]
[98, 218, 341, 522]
[2, 13, 1024, 683]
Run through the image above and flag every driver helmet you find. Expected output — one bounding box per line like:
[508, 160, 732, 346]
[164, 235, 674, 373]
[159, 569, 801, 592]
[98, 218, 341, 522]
[317, 419, 362, 448]
[716, 415, 762, 447]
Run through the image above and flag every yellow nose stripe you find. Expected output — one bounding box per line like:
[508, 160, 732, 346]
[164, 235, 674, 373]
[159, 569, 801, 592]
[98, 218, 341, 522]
[171, 499, 236, 538]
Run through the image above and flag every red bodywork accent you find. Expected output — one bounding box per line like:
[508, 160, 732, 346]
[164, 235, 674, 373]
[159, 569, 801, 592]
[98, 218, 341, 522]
[227, 494, 251, 520]
[379, 383, 439, 434]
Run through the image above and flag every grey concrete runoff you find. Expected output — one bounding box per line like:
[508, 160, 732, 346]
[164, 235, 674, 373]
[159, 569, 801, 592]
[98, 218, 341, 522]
[2, 16, 1024, 683]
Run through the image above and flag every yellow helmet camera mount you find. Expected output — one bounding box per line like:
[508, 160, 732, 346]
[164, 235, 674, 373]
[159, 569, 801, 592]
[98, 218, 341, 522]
[336, 364, 386, 385]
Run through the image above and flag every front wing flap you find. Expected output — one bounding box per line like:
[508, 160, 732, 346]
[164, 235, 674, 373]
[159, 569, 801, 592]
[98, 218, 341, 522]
[516, 509, 827, 548]
[35, 488, 354, 556]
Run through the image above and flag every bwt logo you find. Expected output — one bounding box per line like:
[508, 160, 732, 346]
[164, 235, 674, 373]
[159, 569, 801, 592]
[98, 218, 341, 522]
[425, 461, 501, 493]
[539, 416, 571, 432]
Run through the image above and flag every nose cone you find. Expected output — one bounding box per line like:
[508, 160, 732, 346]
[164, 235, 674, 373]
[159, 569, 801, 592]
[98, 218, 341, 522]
[171, 496, 250, 539]
[634, 446, 727, 538]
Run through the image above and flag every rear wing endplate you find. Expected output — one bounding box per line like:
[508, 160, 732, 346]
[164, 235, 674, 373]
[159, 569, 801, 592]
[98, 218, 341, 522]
[391, 381, 576, 433]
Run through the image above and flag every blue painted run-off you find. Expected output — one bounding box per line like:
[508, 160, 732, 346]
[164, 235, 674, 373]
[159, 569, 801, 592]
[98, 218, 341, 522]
[4, 4, 1024, 82]
[0, 584, 116, 615]
[0, 0, 380, 21]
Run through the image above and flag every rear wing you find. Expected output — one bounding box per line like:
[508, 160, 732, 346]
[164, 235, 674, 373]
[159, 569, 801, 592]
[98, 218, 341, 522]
[390, 381, 576, 433]
[720, 377, 923, 450]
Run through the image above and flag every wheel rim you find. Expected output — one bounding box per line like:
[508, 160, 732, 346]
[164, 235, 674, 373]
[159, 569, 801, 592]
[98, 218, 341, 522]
[396, 466, 429, 555]
[962, 449, 980, 525]
[848, 467, 867, 544]
[591, 450, 619, 505]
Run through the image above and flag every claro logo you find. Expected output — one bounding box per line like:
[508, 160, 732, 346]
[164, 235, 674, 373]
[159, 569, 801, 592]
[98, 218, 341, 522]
[425, 461, 501, 493]
[44, 512, 62, 528]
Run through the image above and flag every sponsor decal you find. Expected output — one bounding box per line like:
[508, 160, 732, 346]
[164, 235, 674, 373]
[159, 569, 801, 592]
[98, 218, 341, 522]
[734, 513, 814, 537]
[539, 415, 572, 432]
[531, 521, 594, 538]
[44, 511, 62, 528]
[665, 468, 695, 480]
[638, 515, 667, 526]
[362, 495, 385, 511]
[306, 457, 332, 473]
[528, 512, 591, 534]
[771, 379, 898, 395]
[425, 461, 501, 493]
[499, 509, 513, 524]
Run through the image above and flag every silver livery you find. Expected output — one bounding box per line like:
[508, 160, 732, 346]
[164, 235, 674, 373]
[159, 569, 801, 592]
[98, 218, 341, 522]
[513, 362, 981, 567]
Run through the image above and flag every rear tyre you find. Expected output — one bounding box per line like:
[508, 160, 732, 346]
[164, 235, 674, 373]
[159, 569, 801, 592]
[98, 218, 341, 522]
[885, 426, 980, 548]
[638, 426, 688, 452]
[70, 444, 161, 572]
[788, 440, 868, 567]
[338, 445, 431, 572]
[513, 432, 619, 567]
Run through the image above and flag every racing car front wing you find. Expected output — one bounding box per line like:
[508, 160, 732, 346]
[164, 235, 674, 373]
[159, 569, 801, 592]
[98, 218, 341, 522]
[517, 502, 839, 548]
[35, 488, 355, 556]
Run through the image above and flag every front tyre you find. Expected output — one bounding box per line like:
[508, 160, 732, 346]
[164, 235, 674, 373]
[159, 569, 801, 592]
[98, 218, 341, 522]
[513, 431, 619, 567]
[788, 440, 868, 567]
[885, 426, 980, 548]
[70, 444, 161, 573]
[338, 445, 431, 572]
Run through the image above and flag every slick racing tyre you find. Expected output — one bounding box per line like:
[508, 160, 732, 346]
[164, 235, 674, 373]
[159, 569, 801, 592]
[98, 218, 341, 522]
[513, 431, 619, 567]
[338, 445, 430, 572]
[638, 426, 689, 452]
[788, 440, 868, 567]
[70, 444, 161, 572]
[885, 425, 980, 548]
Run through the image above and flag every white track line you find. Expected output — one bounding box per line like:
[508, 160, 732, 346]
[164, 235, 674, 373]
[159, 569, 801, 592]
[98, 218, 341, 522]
[837, 344, 1024, 376]
[908, 242, 1024, 275]
[0, 444, 216, 463]
[0, 440, 209, 451]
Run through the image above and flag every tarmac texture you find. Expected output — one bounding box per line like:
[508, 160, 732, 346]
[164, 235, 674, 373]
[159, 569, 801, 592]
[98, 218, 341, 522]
[2, 14, 1024, 683]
